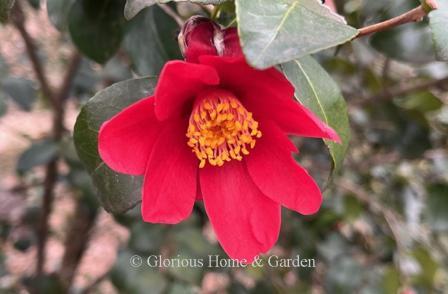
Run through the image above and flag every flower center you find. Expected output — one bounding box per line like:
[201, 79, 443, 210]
[186, 89, 261, 168]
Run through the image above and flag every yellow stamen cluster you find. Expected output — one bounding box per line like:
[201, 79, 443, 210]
[186, 90, 262, 168]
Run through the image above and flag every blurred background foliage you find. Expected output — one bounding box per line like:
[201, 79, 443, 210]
[0, 0, 447, 293]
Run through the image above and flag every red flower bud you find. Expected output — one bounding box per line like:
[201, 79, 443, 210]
[178, 16, 242, 63]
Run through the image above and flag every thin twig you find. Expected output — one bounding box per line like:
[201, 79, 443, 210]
[156, 3, 184, 27]
[356, 5, 430, 38]
[36, 161, 57, 275]
[59, 200, 98, 292]
[53, 52, 82, 138]
[36, 52, 81, 277]
[11, 0, 82, 277]
[336, 179, 407, 252]
[11, 1, 55, 106]
[353, 77, 448, 106]
[11, 1, 56, 276]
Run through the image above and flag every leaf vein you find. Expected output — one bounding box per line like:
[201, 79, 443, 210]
[294, 59, 329, 125]
[254, 1, 298, 65]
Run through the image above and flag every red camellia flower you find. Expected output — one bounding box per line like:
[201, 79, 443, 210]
[98, 17, 340, 262]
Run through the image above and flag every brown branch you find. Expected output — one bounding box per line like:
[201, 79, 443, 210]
[53, 52, 82, 139]
[11, 1, 55, 106]
[36, 161, 57, 276]
[11, 1, 82, 277]
[56, 53, 82, 102]
[59, 200, 98, 292]
[336, 179, 407, 252]
[356, 5, 430, 38]
[354, 77, 448, 106]
[36, 52, 82, 277]
[11, 0, 56, 277]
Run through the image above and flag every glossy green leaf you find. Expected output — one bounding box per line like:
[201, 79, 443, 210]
[0, 0, 14, 23]
[382, 266, 401, 294]
[111, 251, 167, 294]
[426, 183, 448, 232]
[1, 77, 37, 111]
[23, 275, 65, 293]
[73, 77, 157, 213]
[123, 5, 181, 76]
[16, 140, 59, 173]
[129, 221, 167, 253]
[412, 247, 438, 288]
[168, 227, 219, 283]
[429, 0, 448, 61]
[236, 0, 358, 69]
[0, 94, 7, 117]
[124, 0, 227, 20]
[69, 0, 126, 64]
[0, 54, 9, 78]
[281, 56, 350, 173]
[47, 0, 75, 31]
[324, 257, 363, 293]
[168, 283, 197, 294]
[396, 91, 443, 113]
[27, 0, 40, 10]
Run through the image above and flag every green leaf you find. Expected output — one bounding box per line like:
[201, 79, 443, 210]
[1, 77, 37, 111]
[235, 0, 358, 69]
[23, 274, 65, 294]
[168, 283, 197, 294]
[395, 91, 443, 113]
[382, 266, 401, 294]
[129, 221, 167, 253]
[27, 0, 40, 10]
[411, 247, 438, 288]
[426, 183, 448, 232]
[17, 140, 59, 174]
[124, 0, 227, 20]
[0, 0, 15, 23]
[68, 0, 126, 64]
[124, 0, 155, 19]
[111, 251, 167, 293]
[167, 227, 219, 283]
[0, 94, 7, 117]
[281, 56, 350, 173]
[47, 0, 75, 31]
[123, 5, 181, 76]
[73, 77, 157, 213]
[429, 0, 448, 61]
[0, 53, 9, 78]
[324, 257, 363, 293]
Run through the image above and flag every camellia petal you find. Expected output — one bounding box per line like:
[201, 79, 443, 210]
[200, 161, 281, 262]
[141, 120, 198, 224]
[98, 97, 161, 175]
[154, 60, 220, 121]
[198, 55, 340, 142]
[246, 121, 323, 215]
[254, 99, 341, 143]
